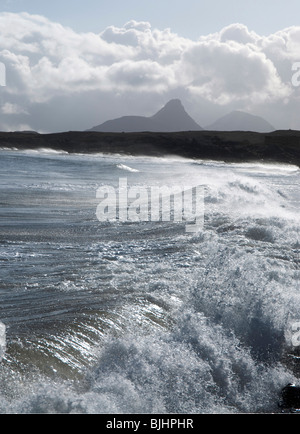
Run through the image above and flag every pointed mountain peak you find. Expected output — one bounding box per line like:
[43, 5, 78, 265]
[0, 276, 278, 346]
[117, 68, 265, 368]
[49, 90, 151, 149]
[152, 99, 186, 117]
[164, 98, 184, 109]
[151, 99, 202, 131]
[88, 99, 202, 132]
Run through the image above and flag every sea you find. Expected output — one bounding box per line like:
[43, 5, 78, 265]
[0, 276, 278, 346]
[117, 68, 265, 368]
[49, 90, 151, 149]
[0, 147, 299, 414]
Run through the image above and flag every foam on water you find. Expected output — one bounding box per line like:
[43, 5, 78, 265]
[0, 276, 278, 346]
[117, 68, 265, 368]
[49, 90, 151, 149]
[117, 163, 140, 172]
[0, 323, 5, 362]
[0, 150, 299, 413]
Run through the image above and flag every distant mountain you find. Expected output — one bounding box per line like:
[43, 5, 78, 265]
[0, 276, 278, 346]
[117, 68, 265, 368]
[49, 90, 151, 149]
[207, 110, 275, 133]
[87, 99, 203, 132]
[14, 130, 40, 135]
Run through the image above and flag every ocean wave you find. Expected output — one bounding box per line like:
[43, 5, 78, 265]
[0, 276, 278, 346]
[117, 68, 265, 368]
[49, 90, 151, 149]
[24, 148, 69, 155]
[0, 152, 299, 414]
[116, 163, 140, 172]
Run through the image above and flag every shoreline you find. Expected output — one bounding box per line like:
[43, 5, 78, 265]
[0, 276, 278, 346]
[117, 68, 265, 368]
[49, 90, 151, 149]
[0, 129, 299, 167]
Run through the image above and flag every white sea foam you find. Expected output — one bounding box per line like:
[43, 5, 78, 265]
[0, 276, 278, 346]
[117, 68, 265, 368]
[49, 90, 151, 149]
[0, 322, 6, 362]
[26, 148, 69, 155]
[0, 150, 298, 414]
[117, 163, 140, 172]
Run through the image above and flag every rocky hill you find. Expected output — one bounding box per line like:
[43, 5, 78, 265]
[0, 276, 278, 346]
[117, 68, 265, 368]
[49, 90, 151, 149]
[88, 99, 203, 132]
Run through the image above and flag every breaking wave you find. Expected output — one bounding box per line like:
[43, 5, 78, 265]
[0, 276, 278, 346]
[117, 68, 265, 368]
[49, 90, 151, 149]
[0, 150, 299, 413]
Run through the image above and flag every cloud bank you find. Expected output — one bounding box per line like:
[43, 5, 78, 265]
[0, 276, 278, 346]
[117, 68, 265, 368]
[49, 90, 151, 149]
[0, 12, 299, 132]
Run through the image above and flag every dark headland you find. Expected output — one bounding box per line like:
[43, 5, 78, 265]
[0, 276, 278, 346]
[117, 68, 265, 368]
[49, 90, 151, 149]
[1, 99, 299, 166]
[0, 129, 300, 167]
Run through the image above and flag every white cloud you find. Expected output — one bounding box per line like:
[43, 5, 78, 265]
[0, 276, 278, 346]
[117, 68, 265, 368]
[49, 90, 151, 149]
[220, 23, 260, 44]
[1, 102, 29, 114]
[180, 37, 290, 105]
[0, 13, 299, 131]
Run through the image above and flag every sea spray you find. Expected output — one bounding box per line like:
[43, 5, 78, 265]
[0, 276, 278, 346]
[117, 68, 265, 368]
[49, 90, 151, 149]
[0, 322, 6, 362]
[0, 150, 298, 413]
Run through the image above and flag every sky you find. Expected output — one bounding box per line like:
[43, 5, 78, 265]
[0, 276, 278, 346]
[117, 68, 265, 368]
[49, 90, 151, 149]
[1, 0, 300, 132]
[3, 0, 300, 40]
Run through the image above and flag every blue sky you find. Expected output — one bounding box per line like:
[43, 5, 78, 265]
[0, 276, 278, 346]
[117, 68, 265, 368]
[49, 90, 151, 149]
[3, 0, 300, 39]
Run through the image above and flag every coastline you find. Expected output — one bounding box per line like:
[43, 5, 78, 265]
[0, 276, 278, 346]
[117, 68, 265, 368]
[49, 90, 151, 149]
[0, 129, 299, 167]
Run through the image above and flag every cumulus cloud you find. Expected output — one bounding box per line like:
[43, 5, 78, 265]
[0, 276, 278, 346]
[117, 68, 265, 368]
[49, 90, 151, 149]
[181, 39, 290, 105]
[0, 12, 299, 131]
[220, 23, 259, 44]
